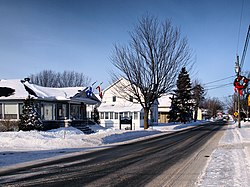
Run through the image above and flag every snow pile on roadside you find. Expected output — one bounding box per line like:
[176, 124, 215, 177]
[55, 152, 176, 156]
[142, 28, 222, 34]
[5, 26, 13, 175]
[0, 121, 208, 167]
[0, 121, 209, 151]
[0, 125, 157, 151]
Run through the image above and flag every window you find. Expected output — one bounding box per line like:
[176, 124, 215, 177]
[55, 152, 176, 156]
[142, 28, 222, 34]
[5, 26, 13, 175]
[129, 112, 133, 118]
[18, 103, 23, 119]
[0, 104, 2, 119]
[57, 103, 67, 120]
[70, 104, 80, 120]
[140, 112, 144, 120]
[124, 112, 128, 117]
[100, 112, 104, 119]
[43, 103, 55, 120]
[119, 112, 123, 119]
[110, 112, 114, 119]
[112, 96, 116, 102]
[134, 112, 138, 119]
[105, 112, 109, 119]
[4, 103, 17, 119]
[115, 112, 118, 119]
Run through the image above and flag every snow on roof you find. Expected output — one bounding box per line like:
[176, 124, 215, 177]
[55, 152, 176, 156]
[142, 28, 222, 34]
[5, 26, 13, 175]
[0, 79, 29, 100]
[98, 101, 143, 112]
[0, 79, 100, 104]
[158, 94, 171, 107]
[23, 82, 84, 100]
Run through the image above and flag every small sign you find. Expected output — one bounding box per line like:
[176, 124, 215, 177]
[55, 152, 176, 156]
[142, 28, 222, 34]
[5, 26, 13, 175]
[248, 95, 250, 106]
[234, 112, 238, 117]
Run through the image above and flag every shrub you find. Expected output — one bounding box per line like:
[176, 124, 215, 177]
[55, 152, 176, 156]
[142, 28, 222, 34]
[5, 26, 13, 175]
[0, 120, 19, 132]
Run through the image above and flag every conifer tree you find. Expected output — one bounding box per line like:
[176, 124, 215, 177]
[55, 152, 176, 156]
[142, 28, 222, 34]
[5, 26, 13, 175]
[92, 107, 100, 124]
[19, 95, 43, 131]
[168, 67, 193, 123]
[192, 81, 205, 121]
[168, 94, 180, 122]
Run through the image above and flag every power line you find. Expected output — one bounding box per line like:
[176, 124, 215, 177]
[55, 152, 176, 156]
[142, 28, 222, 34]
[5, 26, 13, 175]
[236, 0, 244, 54]
[205, 83, 232, 91]
[203, 75, 234, 85]
[240, 25, 250, 69]
[205, 82, 232, 88]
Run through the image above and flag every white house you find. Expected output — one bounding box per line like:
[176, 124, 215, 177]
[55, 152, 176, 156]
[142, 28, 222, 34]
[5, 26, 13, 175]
[158, 94, 172, 123]
[0, 78, 100, 130]
[97, 78, 158, 130]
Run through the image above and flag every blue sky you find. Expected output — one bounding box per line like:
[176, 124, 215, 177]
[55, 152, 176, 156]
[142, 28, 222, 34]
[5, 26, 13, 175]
[0, 0, 249, 99]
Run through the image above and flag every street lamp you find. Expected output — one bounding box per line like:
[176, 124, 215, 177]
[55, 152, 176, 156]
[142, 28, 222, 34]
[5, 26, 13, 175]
[235, 61, 240, 75]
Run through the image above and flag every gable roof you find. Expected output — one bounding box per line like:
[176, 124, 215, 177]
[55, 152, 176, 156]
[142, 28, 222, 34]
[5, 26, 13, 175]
[102, 77, 125, 94]
[0, 79, 100, 105]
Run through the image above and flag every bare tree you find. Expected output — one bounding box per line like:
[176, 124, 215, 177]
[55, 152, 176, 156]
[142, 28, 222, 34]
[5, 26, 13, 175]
[29, 70, 91, 87]
[200, 97, 224, 118]
[57, 71, 91, 87]
[111, 15, 192, 129]
[225, 94, 237, 115]
[29, 70, 58, 87]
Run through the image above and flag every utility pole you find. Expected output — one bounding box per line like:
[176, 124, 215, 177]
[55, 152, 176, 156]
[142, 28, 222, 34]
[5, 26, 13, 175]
[235, 55, 241, 128]
[235, 25, 250, 128]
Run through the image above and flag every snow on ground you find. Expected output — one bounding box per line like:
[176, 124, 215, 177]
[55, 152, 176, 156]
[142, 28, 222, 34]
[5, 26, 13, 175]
[0, 120, 208, 167]
[1, 120, 250, 186]
[197, 121, 250, 187]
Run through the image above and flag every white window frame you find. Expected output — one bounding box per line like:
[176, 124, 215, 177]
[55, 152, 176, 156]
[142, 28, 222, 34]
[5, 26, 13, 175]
[3, 103, 18, 119]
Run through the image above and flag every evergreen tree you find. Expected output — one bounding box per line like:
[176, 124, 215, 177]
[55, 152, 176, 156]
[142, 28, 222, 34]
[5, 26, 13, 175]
[176, 67, 193, 123]
[19, 95, 43, 131]
[168, 67, 193, 123]
[168, 94, 180, 122]
[92, 107, 100, 124]
[192, 81, 205, 122]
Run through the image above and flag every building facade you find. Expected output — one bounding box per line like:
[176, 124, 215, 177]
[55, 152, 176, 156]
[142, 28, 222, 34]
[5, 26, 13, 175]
[0, 79, 100, 130]
[158, 94, 171, 123]
[97, 78, 158, 130]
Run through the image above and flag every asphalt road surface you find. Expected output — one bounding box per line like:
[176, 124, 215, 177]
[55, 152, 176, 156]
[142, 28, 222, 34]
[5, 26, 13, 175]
[0, 121, 227, 187]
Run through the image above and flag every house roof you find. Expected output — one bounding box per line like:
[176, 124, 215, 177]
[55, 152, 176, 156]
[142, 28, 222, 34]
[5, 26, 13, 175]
[98, 101, 143, 112]
[102, 77, 125, 95]
[23, 81, 83, 100]
[0, 79, 100, 105]
[0, 79, 28, 100]
[158, 94, 171, 107]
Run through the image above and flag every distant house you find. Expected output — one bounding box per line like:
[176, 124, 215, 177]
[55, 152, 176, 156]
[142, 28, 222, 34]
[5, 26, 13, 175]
[0, 78, 100, 130]
[158, 94, 204, 122]
[97, 78, 158, 130]
[158, 94, 171, 123]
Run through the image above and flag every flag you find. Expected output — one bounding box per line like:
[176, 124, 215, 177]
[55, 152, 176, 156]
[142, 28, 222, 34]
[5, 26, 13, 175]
[86, 81, 97, 98]
[96, 82, 103, 99]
